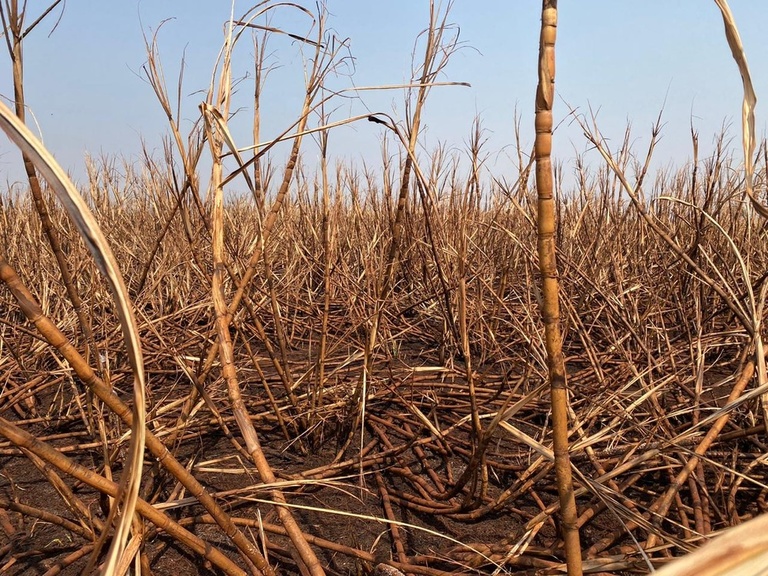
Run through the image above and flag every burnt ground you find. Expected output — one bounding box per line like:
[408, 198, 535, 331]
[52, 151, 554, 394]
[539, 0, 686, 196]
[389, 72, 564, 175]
[0, 346, 764, 576]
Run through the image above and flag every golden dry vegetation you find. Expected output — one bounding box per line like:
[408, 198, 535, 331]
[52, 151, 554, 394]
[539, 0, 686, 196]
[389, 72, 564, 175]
[1, 2, 768, 575]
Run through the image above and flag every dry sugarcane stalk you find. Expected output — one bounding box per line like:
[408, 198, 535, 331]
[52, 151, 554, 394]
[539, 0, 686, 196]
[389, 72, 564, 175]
[0, 257, 273, 575]
[0, 100, 146, 574]
[0, 2, 97, 363]
[0, 416, 247, 576]
[202, 11, 324, 576]
[532, 2, 583, 574]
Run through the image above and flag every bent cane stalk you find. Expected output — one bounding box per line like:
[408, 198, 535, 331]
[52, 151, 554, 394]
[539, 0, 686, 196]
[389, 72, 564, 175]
[0, 257, 272, 576]
[0, 417, 246, 576]
[0, 98, 145, 574]
[532, 2, 582, 574]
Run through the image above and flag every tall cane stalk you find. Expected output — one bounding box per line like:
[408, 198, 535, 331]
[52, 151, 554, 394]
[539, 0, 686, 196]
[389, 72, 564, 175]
[533, 2, 582, 574]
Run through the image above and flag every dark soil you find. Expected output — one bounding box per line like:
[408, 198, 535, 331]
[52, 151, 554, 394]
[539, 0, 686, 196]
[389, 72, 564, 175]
[0, 346, 764, 576]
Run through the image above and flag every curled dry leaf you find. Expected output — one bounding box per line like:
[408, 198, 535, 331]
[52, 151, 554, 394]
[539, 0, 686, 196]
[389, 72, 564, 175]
[0, 99, 146, 575]
[713, 0, 765, 218]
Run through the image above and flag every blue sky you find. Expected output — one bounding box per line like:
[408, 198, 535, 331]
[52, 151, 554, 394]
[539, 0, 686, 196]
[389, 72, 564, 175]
[0, 1, 765, 191]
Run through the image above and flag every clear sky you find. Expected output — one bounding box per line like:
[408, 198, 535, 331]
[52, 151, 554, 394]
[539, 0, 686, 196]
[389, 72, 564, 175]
[0, 1, 765, 191]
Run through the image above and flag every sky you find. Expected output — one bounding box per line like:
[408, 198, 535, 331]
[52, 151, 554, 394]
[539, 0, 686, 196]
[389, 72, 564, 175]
[0, 1, 766, 193]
